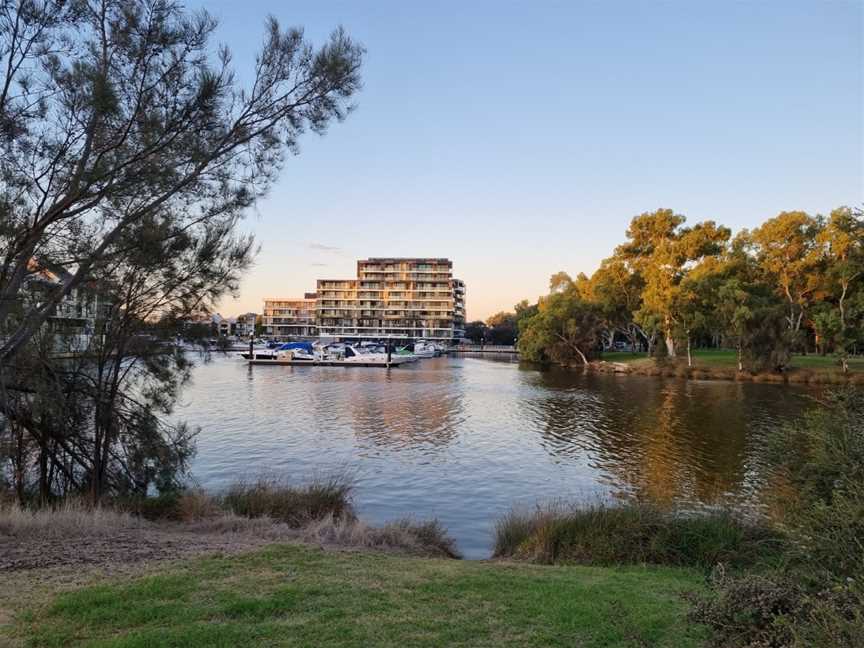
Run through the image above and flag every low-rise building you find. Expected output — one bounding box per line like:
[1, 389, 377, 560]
[235, 312, 258, 338]
[262, 294, 318, 338]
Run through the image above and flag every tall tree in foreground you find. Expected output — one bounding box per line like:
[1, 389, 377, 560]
[0, 0, 363, 363]
[0, 0, 364, 500]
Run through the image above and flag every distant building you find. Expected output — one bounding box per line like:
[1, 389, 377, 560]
[19, 260, 112, 351]
[262, 294, 318, 338]
[235, 312, 258, 338]
[262, 259, 465, 342]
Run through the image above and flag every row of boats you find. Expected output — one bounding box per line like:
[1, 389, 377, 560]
[240, 340, 447, 367]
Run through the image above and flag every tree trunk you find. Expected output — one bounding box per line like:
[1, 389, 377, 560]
[686, 336, 692, 368]
[737, 342, 743, 372]
[665, 331, 676, 358]
[574, 346, 588, 365]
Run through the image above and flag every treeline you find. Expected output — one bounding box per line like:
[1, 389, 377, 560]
[506, 207, 863, 372]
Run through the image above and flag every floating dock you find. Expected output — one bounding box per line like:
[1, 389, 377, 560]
[247, 358, 404, 367]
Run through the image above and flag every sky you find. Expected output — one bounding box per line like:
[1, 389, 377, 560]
[199, 0, 863, 321]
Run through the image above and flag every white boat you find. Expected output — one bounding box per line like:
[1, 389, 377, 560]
[412, 340, 438, 358]
[246, 342, 411, 367]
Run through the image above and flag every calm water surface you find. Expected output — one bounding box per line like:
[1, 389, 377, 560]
[178, 354, 814, 558]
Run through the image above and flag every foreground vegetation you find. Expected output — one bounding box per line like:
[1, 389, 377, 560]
[6, 544, 705, 648]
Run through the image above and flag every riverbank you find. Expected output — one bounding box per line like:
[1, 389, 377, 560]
[589, 349, 864, 385]
[3, 542, 705, 647]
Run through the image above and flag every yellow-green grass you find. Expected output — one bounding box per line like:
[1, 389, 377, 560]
[601, 349, 864, 373]
[9, 544, 706, 648]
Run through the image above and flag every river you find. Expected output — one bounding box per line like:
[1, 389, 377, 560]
[177, 353, 814, 558]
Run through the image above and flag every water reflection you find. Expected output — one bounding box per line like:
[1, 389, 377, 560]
[177, 355, 814, 557]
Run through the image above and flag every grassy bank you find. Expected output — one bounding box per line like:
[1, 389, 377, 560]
[6, 543, 706, 648]
[596, 349, 864, 384]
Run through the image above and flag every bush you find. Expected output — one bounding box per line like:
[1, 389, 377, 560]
[304, 515, 461, 558]
[691, 388, 864, 647]
[493, 502, 780, 568]
[687, 567, 803, 648]
[223, 476, 355, 527]
[689, 567, 864, 648]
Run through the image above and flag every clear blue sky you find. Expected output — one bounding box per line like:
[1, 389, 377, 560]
[201, 0, 863, 321]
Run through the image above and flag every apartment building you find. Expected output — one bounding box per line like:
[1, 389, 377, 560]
[262, 293, 318, 338]
[316, 258, 466, 341]
[260, 259, 466, 342]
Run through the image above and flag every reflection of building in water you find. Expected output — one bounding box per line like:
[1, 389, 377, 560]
[340, 372, 464, 449]
[533, 375, 756, 507]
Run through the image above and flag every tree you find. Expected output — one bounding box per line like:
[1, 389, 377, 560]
[485, 311, 517, 345]
[816, 207, 864, 372]
[748, 211, 824, 341]
[616, 209, 730, 358]
[518, 279, 603, 365]
[0, 0, 363, 501]
[586, 256, 647, 352]
[0, 0, 363, 366]
[464, 320, 486, 344]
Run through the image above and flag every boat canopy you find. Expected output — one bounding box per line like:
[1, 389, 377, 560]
[278, 342, 314, 353]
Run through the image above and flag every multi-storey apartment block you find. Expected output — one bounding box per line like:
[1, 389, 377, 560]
[316, 258, 465, 341]
[262, 293, 318, 338]
[262, 259, 466, 342]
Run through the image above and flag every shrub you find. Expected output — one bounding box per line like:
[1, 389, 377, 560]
[223, 475, 355, 527]
[689, 567, 864, 648]
[687, 567, 803, 648]
[691, 389, 864, 647]
[302, 515, 461, 558]
[493, 502, 780, 568]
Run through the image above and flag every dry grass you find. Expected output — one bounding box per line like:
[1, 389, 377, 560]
[0, 501, 145, 539]
[302, 515, 461, 558]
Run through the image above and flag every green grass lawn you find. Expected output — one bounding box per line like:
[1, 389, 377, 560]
[10, 544, 706, 648]
[601, 349, 864, 372]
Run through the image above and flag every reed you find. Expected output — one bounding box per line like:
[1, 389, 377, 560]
[493, 501, 782, 569]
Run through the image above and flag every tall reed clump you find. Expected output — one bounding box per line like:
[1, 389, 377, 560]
[493, 501, 780, 569]
[223, 475, 355, 527]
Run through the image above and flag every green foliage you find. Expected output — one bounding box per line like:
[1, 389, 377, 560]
[493, 502, 780, 569]
[691, 389, 864, 647]
[518, 284, 603, 364]
[520, 206, 863, 368]
[484, 311, 518, 345]
[223, 476, 355, 527]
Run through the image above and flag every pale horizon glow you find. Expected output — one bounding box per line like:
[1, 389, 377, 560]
[200, 1, 863, 322]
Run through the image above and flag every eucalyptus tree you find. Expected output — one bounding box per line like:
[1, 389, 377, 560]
[616, 209, 730, 358]
[587, 256, 647, 352]
[518, 278, 603, 366]
[815, 206, 864, 371]
[747, 211, 824, 342]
